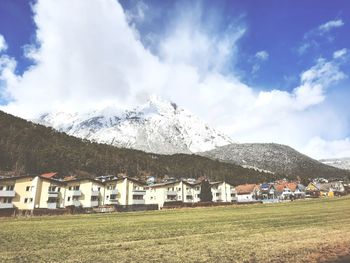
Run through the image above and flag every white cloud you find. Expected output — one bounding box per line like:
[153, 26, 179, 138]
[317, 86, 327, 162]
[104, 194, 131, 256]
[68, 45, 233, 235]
[255, 50, 269, 61]
[0, 35, 8, 52]
[318, 19, 344, 33]
[333, 48, 347, 59]
[0, 0, 349, 159]
[304, 137, 350, 159]
[298, 18, 344, 55]
[251, 50, 269, 74]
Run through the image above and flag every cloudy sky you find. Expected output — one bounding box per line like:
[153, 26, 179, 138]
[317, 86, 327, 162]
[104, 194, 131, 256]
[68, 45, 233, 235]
[0, 0, 350, 159]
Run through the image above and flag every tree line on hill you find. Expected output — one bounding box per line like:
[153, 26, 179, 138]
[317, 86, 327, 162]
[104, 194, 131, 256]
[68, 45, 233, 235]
[1, 110, 348, 185]
[0, 110, 279, 185]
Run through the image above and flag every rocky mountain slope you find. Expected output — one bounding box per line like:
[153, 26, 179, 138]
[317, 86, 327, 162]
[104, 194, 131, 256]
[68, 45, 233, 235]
[200, 143, 350, 179]
[36, 96, 232, 154]
[0, 110, 273, 185]
[319, 158, 350, 170]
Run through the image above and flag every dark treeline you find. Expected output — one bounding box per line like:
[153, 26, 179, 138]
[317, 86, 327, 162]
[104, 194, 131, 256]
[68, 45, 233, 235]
[0, 110, 282, 185]
[1, 110, 349, 184]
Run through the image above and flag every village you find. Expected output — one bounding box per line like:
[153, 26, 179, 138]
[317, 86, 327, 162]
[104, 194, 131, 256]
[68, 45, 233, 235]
[0, 172, 349, 216]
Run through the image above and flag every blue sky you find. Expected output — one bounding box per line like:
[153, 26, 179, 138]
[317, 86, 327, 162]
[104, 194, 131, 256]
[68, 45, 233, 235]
[0, 0, 349, 158]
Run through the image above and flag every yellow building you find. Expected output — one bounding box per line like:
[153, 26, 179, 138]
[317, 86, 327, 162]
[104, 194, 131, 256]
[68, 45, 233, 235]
[64, 178, 104, 208]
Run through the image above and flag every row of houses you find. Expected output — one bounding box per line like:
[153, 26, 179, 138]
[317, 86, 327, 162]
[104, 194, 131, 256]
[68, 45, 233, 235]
[0, 173, 347, 212]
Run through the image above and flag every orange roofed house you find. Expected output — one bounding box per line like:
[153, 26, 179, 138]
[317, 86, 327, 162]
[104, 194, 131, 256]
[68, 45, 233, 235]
[235, 184, 259, 203]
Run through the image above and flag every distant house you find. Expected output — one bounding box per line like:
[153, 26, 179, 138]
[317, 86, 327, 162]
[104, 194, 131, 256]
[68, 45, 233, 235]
[275, 182, 305, 200]
[210, 182, 237, 203]
[317, 183, 334, 197]
[294, 184, 306, 199]
[235, 184, 259, 203]
[145, 180, 201, 209]
[258, 183, 277, 201]
[330, 181, 346, 196]
[305, 182, 320, 198]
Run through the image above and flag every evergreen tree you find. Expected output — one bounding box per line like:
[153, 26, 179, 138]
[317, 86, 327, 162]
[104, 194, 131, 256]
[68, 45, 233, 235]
[199, 179, 213, 202]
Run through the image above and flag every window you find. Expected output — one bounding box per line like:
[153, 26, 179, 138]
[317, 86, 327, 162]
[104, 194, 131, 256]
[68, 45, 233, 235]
[4, 198, 12, 203]
[57, 187, 61, 192]
[47, 197, 56, 203]
[67, 197, 71, 202]
[26, 186, 30, 192]
[106, 195, 109, 200]
[68, 186, 72, 190]
[24, 198, 33, 203]
[133, 195, 143, 200]
[73, 186, 80, 190]
[48, 186, 57, 192]
[7, 185, 14, 191]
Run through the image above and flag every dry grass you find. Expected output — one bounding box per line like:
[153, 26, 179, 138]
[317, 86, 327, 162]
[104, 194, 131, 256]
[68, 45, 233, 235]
[1, 197, 350, 262]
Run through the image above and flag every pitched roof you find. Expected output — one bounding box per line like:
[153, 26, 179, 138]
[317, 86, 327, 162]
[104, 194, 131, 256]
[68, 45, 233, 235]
[236, 184, 258, 194]
[275, 182, 298, 193]
[41, 172, 58, 179]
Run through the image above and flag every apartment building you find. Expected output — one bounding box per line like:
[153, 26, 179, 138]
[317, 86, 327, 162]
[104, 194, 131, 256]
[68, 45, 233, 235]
[36, 176, 66, 209]
[0, 177, 16, 209]
[145, 180, 203, 208]
[210, 181, 237, 202]
[64, 178, 104, 208]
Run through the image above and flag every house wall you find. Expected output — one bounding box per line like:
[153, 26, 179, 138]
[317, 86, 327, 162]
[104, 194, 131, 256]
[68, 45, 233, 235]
[103, 181, 121, 205]
[237, 193, 255, 203]
[12, 177, 38, 210]
[0, 179, 16, 209]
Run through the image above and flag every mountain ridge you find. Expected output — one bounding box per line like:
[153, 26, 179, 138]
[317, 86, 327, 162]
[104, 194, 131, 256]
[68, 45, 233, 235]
[200, 143, 350, 179]
[0, 109, 276, 185]
[36, 96, 233, 155]
[320, 158, 350, 171]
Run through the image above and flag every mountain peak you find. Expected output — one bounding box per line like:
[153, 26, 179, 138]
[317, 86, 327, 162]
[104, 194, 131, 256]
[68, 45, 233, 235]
[36, 96, 233, 154]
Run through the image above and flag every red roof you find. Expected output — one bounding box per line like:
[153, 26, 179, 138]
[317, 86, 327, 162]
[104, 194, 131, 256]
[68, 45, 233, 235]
[236, 184, 258, 194]
[41, 172, 58, 179]
[275, 182, 297, 192]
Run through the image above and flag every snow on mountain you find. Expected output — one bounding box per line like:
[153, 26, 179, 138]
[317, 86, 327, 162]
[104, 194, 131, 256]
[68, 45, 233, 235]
[200, 143, 350, 178]
[319, 158, 350, 170]
[36, 96, 233, 154]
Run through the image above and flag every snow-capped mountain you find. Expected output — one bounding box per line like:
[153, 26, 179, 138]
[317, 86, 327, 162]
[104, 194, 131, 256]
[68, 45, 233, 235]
[36, 96, 233, 154]
[319, 158, 350, 170]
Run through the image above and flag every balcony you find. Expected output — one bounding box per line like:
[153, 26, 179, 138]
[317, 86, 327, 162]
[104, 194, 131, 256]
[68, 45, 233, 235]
[48, 191, 59, 198]
[0, 203, 14, 209]
[108, 189, 118, 195]
[132, 190, 146, 195]
[0, 190, 16, 197]
[91, 190, 100, 197]
[70, 190, 81, 196]
[109, 199, 118, 204]
[166, 190, 177, 196]
[47, 202, 57, 209]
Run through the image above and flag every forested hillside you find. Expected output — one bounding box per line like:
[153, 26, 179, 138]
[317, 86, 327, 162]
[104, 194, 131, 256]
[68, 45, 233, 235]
[0, 110, 276, 185]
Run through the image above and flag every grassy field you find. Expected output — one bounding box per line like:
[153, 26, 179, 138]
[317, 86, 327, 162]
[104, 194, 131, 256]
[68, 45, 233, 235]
[1, 197, 350, 263]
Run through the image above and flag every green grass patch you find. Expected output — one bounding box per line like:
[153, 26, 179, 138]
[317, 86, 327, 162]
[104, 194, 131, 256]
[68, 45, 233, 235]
[1, 197, 350, 262]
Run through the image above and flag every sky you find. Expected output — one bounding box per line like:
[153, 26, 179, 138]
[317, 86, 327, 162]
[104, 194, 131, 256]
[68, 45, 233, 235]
[0, 0, 350, 159]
